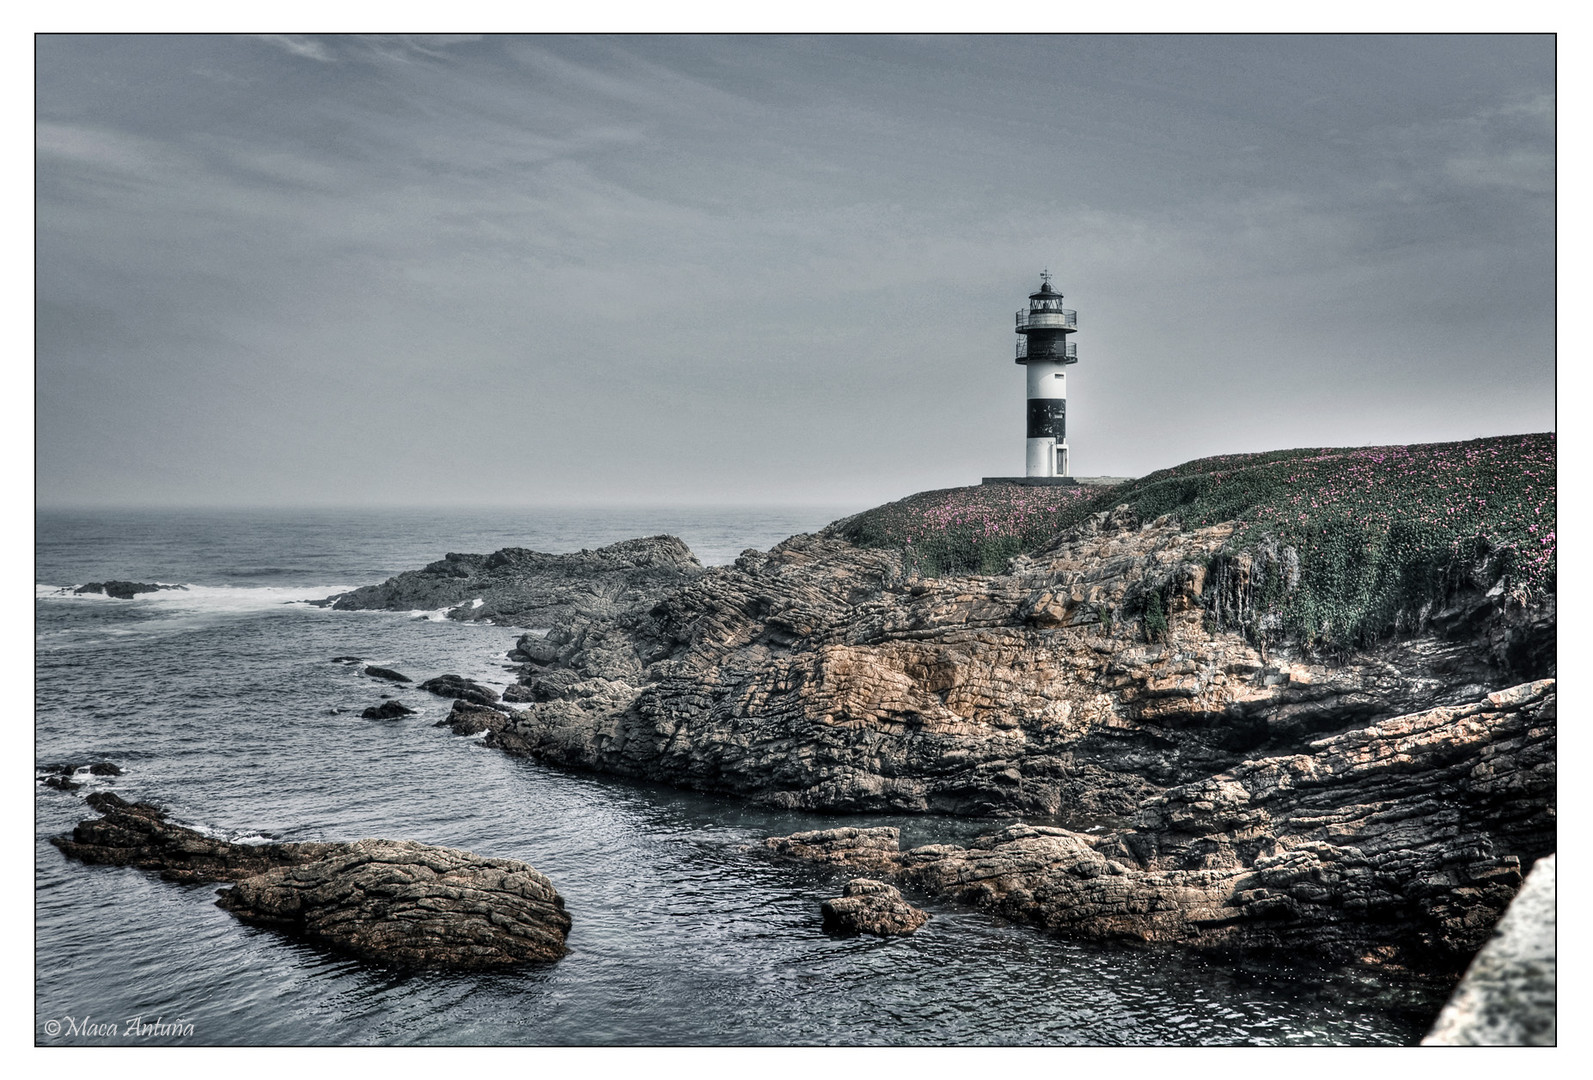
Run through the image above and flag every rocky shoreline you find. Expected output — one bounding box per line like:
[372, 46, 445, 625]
[316, 490, 1553, 984]
[762, 677, 1552, 971]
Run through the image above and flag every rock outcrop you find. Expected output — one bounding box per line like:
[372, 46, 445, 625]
[363, 665, 411, 683]
[819, 878, 929, 937]
[454, 512, 1552, 822]
[319, 536, 705, 628]
[51, 793, 569, 970]
[764, 679, 1554, 970]
[418, 674, 505, 711]
[37, 762, 123, 791]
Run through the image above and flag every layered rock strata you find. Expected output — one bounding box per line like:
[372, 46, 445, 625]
[764, 679, 1554, 970]
[52, 793, 570, 970]
[319, 535, 704, 627]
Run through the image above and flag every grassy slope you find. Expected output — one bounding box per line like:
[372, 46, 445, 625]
[831, 433, 1555, 651]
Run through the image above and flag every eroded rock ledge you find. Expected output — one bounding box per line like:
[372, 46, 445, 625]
[765, 679, 1554, 971]
[52, 793, 570, 970]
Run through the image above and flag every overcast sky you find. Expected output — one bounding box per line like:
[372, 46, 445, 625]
[35, 34, 1554, 509]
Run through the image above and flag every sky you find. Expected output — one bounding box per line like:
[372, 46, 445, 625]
[34, 33, 1556, 509]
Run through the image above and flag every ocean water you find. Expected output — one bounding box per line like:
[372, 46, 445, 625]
[34, 507, 1452, 1046]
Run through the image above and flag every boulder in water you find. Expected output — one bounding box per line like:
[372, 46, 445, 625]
[52, 793, 571, 970]
[418, 674, 501, 710]
[74, 581, 183, 600]
[820, 879, 929, 937]
[361, 701, 415, 720]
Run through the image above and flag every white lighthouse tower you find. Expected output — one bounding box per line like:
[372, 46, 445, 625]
[1015, 270, 1078, 478]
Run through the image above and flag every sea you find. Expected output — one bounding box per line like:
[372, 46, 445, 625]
[35, 507, 1453, 1047]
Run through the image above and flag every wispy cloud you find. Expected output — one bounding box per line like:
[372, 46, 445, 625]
[248, 34, 337, 63]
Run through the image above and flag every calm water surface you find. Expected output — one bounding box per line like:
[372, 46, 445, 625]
[35, 508, 1451, 1045]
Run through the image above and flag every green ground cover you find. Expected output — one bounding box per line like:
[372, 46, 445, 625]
[832, 433, 1555, 651]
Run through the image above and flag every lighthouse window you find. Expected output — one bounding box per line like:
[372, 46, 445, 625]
[1055, 373, 1065, 379]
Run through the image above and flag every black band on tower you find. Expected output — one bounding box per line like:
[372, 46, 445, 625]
[1026, 398, 1066, 441]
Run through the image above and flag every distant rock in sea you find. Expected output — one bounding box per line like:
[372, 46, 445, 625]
[318, 536, 705, 628]
[360, 701, 415, 720]
[418, 674, 502, 710]
[73, 581, 186, 599]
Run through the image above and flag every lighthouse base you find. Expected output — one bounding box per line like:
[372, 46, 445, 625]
[981, 476, 1080, 487]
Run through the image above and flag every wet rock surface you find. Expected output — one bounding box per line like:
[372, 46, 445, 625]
[73, 581, 185, 599]
[363, 665, 411, 683]
[419, 674, 504, 710]
[820, 879, 929, 937]
[319, 535, 704, 628]
[51, 793, 570, 970]
[51, 792, 338, 884]
[361, 700, 415, 720]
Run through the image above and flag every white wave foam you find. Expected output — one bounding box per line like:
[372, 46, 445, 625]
[37, 582, 360, 614]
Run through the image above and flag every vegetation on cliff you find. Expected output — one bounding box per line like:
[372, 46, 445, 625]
[832, 433, 1555, 652]
[828, 483, 1099, 575]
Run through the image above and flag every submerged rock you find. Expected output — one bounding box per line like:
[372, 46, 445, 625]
[363, 665, 411, 683]
[820, 879, 929, 937]
[51, 793, 570, 970]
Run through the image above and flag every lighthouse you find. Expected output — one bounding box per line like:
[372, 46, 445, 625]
[1015, 270, 1078, 478]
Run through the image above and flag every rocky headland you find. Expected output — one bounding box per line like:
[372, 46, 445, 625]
[335, 435, 1557, 978]
[53, 792, 570, 970]
[317, 535, 704, 627]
